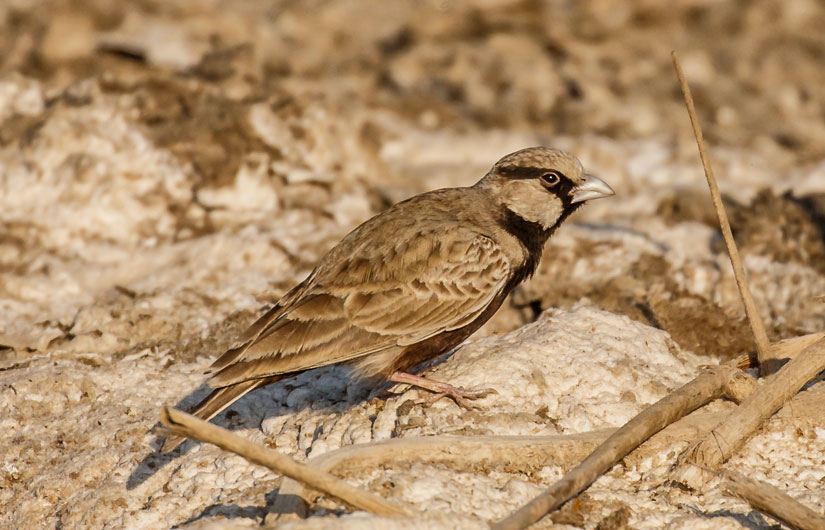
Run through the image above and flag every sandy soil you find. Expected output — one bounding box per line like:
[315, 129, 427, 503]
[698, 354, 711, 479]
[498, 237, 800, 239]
[2, 1, 825, 528]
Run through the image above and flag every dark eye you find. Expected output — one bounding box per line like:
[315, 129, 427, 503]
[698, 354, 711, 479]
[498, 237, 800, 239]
[540, 171, 561, 187]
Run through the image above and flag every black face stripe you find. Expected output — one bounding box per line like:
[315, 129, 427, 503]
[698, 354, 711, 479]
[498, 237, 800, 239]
[497, 165, 567, 180]
[498, 164, 580, 206]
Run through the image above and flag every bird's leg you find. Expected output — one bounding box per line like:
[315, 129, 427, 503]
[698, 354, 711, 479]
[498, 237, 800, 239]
[388, 372, 497, 409]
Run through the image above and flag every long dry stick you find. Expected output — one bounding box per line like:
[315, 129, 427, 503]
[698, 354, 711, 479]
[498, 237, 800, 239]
[674, 336, 825, 489]
[491, 365, 740, 530]
[271, 430, 612, 518]
[671, 51, 774, 376]
[271, 406, 737, 517]
[725, 471, 825, 530]
[159, 407, 414, 517]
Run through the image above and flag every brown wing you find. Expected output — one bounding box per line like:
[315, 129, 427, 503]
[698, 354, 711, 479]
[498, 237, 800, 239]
[209, 277, 315, 372]
[208, 230, 511, 387]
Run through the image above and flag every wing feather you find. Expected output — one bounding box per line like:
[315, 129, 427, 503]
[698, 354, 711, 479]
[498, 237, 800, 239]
[208, 231, 511, 388]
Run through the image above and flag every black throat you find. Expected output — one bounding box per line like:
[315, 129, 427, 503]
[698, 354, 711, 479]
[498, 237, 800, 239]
[498, 203, 581, 285]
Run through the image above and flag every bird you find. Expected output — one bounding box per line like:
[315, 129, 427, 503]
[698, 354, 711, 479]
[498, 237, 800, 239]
[160, 147, 614, 452]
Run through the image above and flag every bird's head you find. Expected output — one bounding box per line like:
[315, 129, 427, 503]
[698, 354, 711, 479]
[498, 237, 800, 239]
[478, 147, 614, 230]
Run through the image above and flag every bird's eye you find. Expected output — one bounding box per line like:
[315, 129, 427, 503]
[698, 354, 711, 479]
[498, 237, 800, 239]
[540, 171, 561, 187]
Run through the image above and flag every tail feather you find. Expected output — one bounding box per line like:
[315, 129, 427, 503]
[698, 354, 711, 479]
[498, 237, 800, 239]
[160, 375, 283, 453]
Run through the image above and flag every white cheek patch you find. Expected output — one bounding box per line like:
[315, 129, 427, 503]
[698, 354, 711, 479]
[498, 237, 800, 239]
[501, 180, 564, 229]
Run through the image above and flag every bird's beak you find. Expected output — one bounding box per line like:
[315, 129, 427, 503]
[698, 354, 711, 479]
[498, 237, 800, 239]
[571, 173, 614, 204]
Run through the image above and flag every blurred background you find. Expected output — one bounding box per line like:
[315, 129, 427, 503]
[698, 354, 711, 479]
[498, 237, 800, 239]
[2, 1, 825, 526]
[3, 0, 825, 360]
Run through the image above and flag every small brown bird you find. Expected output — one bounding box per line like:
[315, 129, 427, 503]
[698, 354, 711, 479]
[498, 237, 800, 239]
[161, 147, 613, 452]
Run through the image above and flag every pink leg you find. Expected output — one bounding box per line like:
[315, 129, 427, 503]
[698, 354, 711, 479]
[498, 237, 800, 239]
[389, 372, 497, 409]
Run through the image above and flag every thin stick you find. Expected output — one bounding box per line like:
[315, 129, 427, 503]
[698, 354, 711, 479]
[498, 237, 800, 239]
[272, 407, 734, 517]
[725, 471, 825, 530]
[674, 336, 825, 488]
[672, 51, 774, 375]
[491, 364, 741, 530]
[159, 407, 414, 517]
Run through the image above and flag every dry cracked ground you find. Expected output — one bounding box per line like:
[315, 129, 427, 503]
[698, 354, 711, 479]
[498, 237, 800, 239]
[2, 1, 825, 528]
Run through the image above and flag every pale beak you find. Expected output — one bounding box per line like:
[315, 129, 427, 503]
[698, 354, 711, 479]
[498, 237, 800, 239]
[571, 173, 614, 204]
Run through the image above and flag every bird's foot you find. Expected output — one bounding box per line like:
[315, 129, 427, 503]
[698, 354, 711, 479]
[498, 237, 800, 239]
[388, 371, 497, 409]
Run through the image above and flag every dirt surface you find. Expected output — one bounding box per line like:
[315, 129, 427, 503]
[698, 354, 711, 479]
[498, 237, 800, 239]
[2, 1, 825, 529]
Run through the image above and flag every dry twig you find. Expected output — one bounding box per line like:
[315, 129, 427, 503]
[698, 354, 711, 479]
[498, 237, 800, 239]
[272, 430, 612, 518]
[671, 51, 775, 376]
[159, 407, 415, 517]
[725, 471, 825, 530]
[273, 406, 733, 516]
[673, 336, 825, 488]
